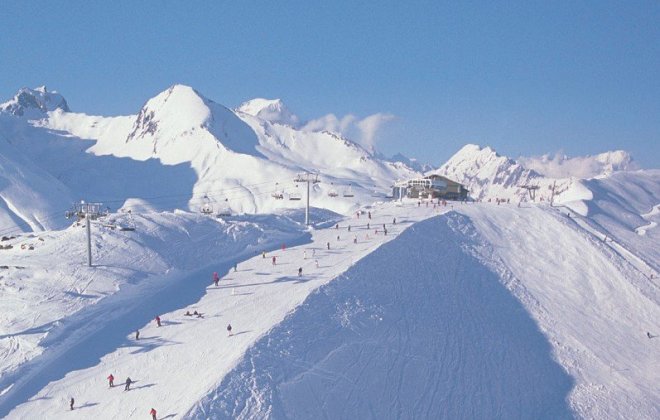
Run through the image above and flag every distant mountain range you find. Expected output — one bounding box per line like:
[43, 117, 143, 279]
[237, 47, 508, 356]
[0, 85, 641, 233]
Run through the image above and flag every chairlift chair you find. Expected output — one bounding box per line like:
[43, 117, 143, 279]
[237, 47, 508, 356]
[119, 212, 136, 231]
[201, 194, 214, 214]
[343, 184, 354, 198]
[289, 185, 302, 201]
[271, 183, 284, 200]
[327, 182, 338, 197]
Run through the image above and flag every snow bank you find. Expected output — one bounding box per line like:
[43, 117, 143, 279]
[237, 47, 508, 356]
[188, 214, 573, 419]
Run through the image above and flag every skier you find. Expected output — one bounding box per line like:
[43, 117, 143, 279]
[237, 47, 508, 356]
[185, 310, 192, 316]
[272, 256, 276, 265]
[262, 251, 266, 259]
[213, 272, 220, 287]
[327, 242, 330, 250]
[234, 262, 237, 272]
[135, 330, 140, 340]
[384, 228, 388, 236]
[336, 223, 339, 230]
[393, 217, 396, 224]
[353, 235, 357, 244]
[70, 397, 74, 411]
[155, 316, 161, 327]
[648, 332, 653, 339]
[315, 259, 319, 268]
[336, 235, 340, 241]
[348, 225, 351, 232]
[298, 267, 303, 277]
[150, 407, 158, 420]
[107, 373, 114, 387]
[303, 250, 307, 259]
[124, 377, 132, 391]
[227, 323, 233, 336]
[356, 211, 360, 219]
[368, 211, 371, 219]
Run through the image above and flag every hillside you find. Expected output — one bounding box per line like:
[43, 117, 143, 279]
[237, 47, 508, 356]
[0, 85, 418, 233]
[0, 85, 658, 419]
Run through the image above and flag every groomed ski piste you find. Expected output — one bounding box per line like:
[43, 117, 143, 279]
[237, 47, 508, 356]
[1, 197, 658, 419]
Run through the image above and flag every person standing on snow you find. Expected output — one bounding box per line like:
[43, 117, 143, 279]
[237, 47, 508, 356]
[234, 262, 237, 272]
[315, 259, 319, 268]
[272, 256, 277, 265]
[262, 251, 266, 259]
[298, 267, 303, 277]
[70, 397, 75, 410]
[150, 407, 158, 420]
[393, 217, 396, 224]
[124, 377, 132, 391]
[213, 272, 220, 287]
[155, 316, 161, 327]
[227, 323, 233, 336]
[135, 330, 140, 340]
[107, 373, 114, 387]
[327, 242, 330, 250]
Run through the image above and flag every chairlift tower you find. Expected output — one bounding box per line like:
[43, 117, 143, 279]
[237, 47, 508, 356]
[294, 172, 320, 226]
[520, 185, 540, 202]
[65, 200, 105, 267]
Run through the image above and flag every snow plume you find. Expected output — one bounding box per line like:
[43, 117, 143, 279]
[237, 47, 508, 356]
[518, 150, 636, 179]
[302, 112, 395, 153]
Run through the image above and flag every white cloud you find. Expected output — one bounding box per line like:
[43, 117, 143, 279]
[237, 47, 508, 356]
[302, 112, 395, 153]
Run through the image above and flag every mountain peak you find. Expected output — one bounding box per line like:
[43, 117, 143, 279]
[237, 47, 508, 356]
[126, 84, 213, 142]
[236, 98, 299, 126]
[0, 86, 70, 117]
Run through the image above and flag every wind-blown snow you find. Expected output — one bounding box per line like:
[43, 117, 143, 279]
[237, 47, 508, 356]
[518, 150, 635, 179]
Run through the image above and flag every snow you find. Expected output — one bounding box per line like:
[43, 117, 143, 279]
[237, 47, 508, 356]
[236, 98, 300, 127]
[0, 84, 659, 419]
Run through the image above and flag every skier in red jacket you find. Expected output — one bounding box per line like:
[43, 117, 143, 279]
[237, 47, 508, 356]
[150, 407, 157, 420]
[213, 272, 219, 287]
[107, 373, 114, 387]
[155, 316, 161, 327]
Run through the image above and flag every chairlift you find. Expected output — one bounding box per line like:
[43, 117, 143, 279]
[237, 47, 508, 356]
[201, 194, 214, 215]
[217, 199, 232, 217]
[119, 212, 136, 231]
[327, 182, 338, 197]
[271, 183, 284, 200]
[289, 185, 302, 201]
[343, 184, 354, 198]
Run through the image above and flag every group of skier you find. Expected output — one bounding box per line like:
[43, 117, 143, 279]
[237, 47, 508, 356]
[67, 207, 401, 417]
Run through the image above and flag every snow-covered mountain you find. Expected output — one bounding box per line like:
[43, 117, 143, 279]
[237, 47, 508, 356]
[0, 86, 70, 118]
[0, 84, 658, 419]
[0, 85, 418, 233]
[432, 144, 638, 211]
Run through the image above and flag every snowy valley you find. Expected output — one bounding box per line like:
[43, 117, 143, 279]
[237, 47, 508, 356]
[0, 86, 658, 419]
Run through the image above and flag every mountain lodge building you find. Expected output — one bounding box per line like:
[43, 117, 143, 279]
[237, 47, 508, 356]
[392, 174, 468, 200]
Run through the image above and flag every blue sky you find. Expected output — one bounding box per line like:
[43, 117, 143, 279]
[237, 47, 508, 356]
[1, 1, 658, 167]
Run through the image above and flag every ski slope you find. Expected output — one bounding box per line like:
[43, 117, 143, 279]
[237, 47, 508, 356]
[2, 199, 658, 419]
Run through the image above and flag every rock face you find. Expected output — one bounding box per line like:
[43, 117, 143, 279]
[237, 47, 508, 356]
[0, 86, 70, 117]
